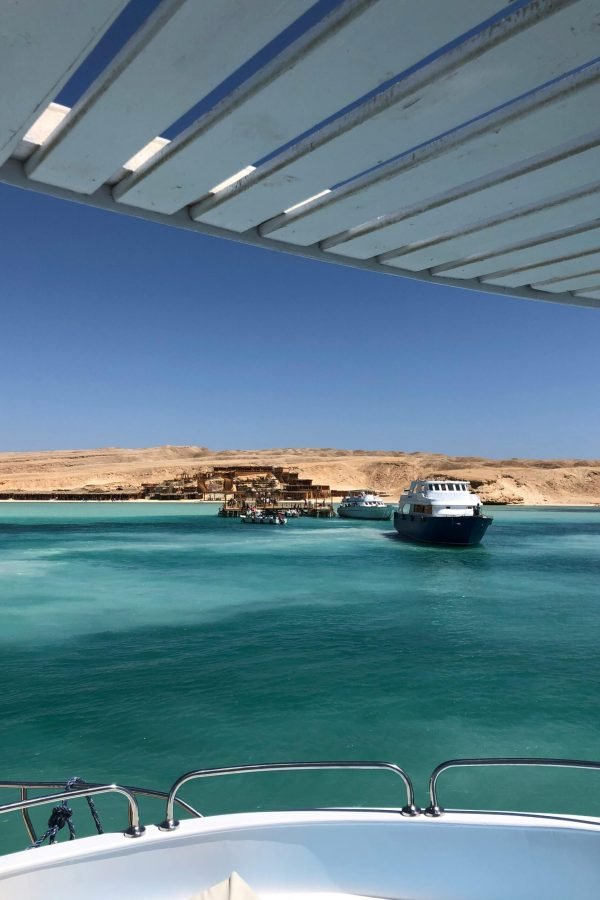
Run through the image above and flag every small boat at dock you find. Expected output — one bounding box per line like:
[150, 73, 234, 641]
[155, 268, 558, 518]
[240, 509, 287, 525]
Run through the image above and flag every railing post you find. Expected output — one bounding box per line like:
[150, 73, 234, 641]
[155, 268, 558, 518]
[20, 788, 37, 843]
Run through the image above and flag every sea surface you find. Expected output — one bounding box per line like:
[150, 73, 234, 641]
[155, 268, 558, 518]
[0, 502, 599, 851]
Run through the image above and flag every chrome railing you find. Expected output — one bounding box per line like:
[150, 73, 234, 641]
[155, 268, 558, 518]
[0, 779, 201, 843]
[425, 757, 600, 816]
[3, 757, 600, 846]
[159, 760, 418, 830]
[0, 784, 144, 839]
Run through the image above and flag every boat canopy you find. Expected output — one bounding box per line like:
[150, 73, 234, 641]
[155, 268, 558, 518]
[1, 0, 599, 309]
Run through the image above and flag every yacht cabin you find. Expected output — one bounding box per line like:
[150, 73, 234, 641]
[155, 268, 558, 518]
[400, 480, 483, 518]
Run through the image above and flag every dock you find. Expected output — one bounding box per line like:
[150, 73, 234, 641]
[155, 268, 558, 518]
[219, 503, 335, 519]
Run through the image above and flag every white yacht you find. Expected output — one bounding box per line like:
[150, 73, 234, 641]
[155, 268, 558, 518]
[0, 757, 599, 898]
[337, 491, 392, 521]
[394, 480, 493, 545]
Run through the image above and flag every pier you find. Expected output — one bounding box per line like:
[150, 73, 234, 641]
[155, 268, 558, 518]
[218, 503, 335, 519]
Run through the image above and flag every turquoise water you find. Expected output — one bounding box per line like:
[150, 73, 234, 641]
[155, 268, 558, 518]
[0, 502, 599, 850]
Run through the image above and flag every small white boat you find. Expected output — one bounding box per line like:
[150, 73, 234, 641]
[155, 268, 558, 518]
[1, 757, 599, 898]
[240, 511, 286, 525]
[262, 512, 287, 525]
[240, 511, 261, 523]
[337, 491, 392, 521]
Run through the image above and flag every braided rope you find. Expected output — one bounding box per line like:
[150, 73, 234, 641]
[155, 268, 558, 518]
[29, 776, 104, 848]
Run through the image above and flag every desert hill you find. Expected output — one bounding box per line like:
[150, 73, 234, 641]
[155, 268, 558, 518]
[0, 446, 599, 505]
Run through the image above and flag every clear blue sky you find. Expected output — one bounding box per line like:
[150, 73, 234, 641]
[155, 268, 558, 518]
[1, 181, 598, 459]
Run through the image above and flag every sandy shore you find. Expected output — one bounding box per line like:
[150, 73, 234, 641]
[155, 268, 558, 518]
[0, 446, 599, 506]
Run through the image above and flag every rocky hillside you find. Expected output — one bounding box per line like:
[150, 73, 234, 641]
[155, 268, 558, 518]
[0, 446, 599, 504]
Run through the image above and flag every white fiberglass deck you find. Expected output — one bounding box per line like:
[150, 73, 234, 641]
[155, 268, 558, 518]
[1, 810, 600, 900]
[1, 0, 600, 308]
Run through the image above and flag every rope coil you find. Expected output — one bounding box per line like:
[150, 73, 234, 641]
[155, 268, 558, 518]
[29, 777, 104, 848]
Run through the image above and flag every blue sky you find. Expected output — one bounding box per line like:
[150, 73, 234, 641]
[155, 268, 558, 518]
[1, 181, 598, 458]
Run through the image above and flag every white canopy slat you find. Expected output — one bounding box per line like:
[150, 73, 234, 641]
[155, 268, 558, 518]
[259, 67, 600, 247]
[437, 223, 600, 280]
[424, 193, 600, 277]
[0, 0, 127, 164]
[25, 0, 314, 193]
[531, 270, 600, 292]
[484, 248, 600, 287]
[192, 0, 600, 234]
[112, 0, 503, 215]
[328, 139, 600, 260]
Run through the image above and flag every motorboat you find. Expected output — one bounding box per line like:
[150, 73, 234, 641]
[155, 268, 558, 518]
[337, 491, 392, 521]
[262, 511, 287, 525]
[394, 480, 493, 545]
[0, 757, 599, 898]
[240, 510, 263, 524]
[240, 510, 286, 525]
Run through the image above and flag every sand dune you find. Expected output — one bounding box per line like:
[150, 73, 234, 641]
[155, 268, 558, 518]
[0, 446, 599, 505]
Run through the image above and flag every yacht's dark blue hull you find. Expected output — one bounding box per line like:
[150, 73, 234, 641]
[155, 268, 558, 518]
[393, 511, 492, 545]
